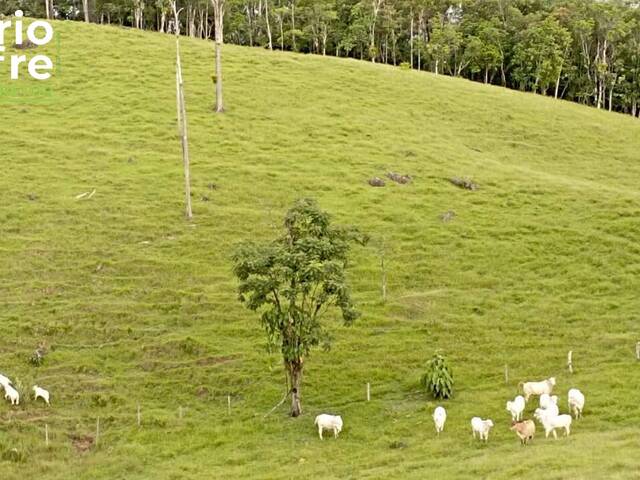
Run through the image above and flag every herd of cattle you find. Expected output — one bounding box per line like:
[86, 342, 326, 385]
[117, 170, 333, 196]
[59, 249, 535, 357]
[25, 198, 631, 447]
[3, 368, 585, 447]
[0, 373, 50, 406]
[315, 376, 586, 445]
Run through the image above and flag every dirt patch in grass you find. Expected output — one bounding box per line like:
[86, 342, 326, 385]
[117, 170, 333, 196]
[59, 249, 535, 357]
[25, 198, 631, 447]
[71, 434, 95, 453]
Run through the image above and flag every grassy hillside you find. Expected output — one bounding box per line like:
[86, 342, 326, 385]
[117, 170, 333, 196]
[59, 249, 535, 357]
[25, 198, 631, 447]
[1, 20, 640, 479]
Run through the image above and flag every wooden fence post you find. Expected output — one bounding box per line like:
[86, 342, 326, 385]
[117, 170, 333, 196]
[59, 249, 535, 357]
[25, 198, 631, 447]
[137, 404, 141, 427]
[366, 382, 371, 401]
[45, 424, 49, 447]
[504, 364, 509, 384]
[567, 350, 573, 374]
[227, 395, 231, 415]
[96, 417, 100, 447]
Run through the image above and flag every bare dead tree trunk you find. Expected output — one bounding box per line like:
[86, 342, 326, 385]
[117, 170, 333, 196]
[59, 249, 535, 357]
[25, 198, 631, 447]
[265, 0, 273, 50]
[212, 0, 225, 113]
[171, 2, 193, 221]
[45, 0, 51, 19]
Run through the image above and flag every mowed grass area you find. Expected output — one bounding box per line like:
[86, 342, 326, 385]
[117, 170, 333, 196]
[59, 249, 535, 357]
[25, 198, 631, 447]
[1, 19, 640, 479]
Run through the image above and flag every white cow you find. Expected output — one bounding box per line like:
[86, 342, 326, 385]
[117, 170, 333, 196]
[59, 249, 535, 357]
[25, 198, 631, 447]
[314, 414, 343, 440]
[539, 393, 552, 409]
[568, 388, 585, 419]
[506, 395, 525, 421]
[536, 411, 572, 439]
[0, 374, 12, 389]
[433, 406, 447, 435]
[4, 384, 19, 405]
[520, 377, 556, 402]
[471, 417, 494, 442]
[33, 386, 50, 405]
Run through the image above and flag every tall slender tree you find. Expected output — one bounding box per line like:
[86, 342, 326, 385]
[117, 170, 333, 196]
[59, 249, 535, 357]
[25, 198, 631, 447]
[171, 1, 193, 220]
[211, 0, 226, 112]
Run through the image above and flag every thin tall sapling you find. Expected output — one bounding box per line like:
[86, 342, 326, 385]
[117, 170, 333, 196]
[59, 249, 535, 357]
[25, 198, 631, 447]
[232, 198, 367, 417]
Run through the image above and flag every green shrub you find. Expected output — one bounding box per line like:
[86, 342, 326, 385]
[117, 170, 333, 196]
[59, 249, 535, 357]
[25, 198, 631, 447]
[420, 353, 454, 399]
[399, 62, 411, 70]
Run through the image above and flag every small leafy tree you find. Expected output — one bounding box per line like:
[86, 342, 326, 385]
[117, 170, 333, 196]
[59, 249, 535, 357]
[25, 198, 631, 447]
[421, 353, 454, 400]
[232, 198, 367, 417]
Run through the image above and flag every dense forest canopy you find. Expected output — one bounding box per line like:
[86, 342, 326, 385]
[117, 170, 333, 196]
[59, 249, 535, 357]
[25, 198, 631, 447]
[2, 0, 639, 117]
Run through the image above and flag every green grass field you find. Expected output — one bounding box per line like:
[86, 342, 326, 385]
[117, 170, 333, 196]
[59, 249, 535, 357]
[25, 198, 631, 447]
[1, 20, 640, 479]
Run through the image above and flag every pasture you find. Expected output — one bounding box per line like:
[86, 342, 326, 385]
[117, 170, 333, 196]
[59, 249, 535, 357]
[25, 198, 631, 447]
[1, 20, 640, 479]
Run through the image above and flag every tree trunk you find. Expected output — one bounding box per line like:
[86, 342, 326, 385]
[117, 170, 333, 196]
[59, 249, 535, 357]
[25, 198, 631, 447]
[291, 0, 296, 52]
[410, 14, 413, 69]
[391, 30, 396, 66]
[212, 0, 225, 113]
[172, 2, 193, 221]
[45, 0, 51, 20]
[277, 12, 284, 50]
[286, 360, 303, 417]
[608, 84, 613, 112]
[205, 5, 209, 38]
[369, 0, 381, 63]
[83, 0, 90, 22]
[265, 0, 273, 50]
[246, 4, 253, 46]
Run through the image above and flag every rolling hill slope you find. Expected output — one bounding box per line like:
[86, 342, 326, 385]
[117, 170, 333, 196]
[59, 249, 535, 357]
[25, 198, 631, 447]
[1, 20, 640, 479]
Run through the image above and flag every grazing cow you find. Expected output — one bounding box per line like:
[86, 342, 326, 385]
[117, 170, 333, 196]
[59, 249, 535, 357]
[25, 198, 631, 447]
[568, 388, 585, 419]
[511, 420, 536, 445]
[433, 406, 447, 435]
[314, 414, 343, 440]
[0, 374, 12, 389]
[33, 386, 50, 405]
[520, 377, 556, 402]
[471, 417, 494, 442]
[4, 384, 19, 405]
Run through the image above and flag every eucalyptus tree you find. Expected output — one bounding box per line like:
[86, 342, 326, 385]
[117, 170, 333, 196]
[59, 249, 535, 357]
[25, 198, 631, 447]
[211, 0, 225, 112]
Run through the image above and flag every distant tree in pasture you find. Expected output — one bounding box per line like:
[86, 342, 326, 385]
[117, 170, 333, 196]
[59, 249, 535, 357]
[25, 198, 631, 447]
[232, 198, 367, 417]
